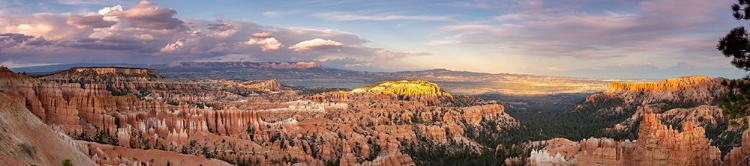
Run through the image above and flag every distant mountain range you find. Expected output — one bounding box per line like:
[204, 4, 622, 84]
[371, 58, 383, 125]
[11, 61, 641, 95]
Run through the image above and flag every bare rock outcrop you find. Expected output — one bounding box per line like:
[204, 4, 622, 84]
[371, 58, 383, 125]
[528, 113, 721, 166]
[630, 114, 720, 165]
[41, 67, 162, 82]
[0, 67, 520, 166]
[0, 91, 96, 166]
[574, 76, 729, 136]
[608, 76, 713, 92]
[239, 79, 283, 91]
[723, 125, 750, 165]
[352, 80, 453, 99]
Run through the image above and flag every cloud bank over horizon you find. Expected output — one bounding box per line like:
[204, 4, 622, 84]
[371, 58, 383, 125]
[0, 0, 747, 79]
[0, 0, 430, 71]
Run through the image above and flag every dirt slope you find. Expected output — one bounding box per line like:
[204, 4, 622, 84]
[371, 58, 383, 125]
[0, 93, 96, 166]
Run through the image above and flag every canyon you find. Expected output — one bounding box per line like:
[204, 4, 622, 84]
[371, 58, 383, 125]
[2, 65, 750, 165]
[527, 113, 722, 165]
[521, 76, 750, 166]
[572, 76, 729, 136]
[0, 66, 518, 165]
[2, 0, 747, 165]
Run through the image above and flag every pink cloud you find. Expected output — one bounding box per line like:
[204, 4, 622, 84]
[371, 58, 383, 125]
[67, 14, 116, 28]
[431, 0, 731, 58]
[0, 0, 430, 70]
[288, 38, 344, 51]
[246, 34, 281, 52]
[108, 0, 185, 30]
[424, 40, 461, 45]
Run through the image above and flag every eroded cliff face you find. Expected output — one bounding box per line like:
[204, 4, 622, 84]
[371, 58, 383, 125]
[608, 76, 713, 92]
[593, 76, 726, 108]
[218, 79, 284, 93]
[0, 92, 97, 166]
[41, 67, 162, 82]
[528, 113, 721, 166]
[724, 126, 750, 165]
[0, 67, 517, 166]
[39, 67, 290, 110]
[573, 76, 729, 137]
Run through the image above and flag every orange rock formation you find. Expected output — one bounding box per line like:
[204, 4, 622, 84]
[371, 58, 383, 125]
[0, 91, 97, 166]
[529, 113, 721, 165]
[723, 124, 750, 165]
[0, 67, 518, 165]
[608, 76, 713, 92]
[352, 80, 453, 100]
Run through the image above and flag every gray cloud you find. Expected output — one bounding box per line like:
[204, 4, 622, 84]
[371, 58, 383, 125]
[25, 36, 51, 46]
[206, 23, 235, 31]
[0, 33, 51, 49]
[109, 0, 185, 30]
[0, 33, 35, 46]
[0, 0, 432, 69]
[429, 0, 729, 59]
[531, 62, 747, 79]
[67, 14, 117, 28]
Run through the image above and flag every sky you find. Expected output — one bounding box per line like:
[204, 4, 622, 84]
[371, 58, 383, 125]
[0, 0, 747, 79]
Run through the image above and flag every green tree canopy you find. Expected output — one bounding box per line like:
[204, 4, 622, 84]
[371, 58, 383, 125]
[718, 0, 750, 125]
[62, 159, 73, 166]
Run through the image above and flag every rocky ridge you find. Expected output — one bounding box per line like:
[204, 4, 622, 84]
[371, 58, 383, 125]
[0, 89, 96, 165]
[352, 80, 453, 99]
[724, 124, 750, 165]
[572, 76, 729, 136]
[161, 61, 321, 69]
[41, 67, 162, 82]
[527, 113, 721, 165]
[596, 76, 726, 107]
[0, 67, 517, 165]
[607, 76, 713, 92]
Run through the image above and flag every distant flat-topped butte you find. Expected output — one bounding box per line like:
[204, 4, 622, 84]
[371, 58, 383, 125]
[608, 76, 715, 92]
[352, 80, 453, 98]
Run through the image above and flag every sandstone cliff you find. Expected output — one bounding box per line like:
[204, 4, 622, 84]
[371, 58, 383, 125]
[352, 80, 453, 99]
[219, 79, 284, 93]
[724, 126, 750, 165]
[0, 91, 96, 166]
[588, 76, 726, 110]
[0, 67, 521, 165]
[527, 113, 721, 166]
[572, 76, 728, 139]
[41, 67, 162, 82]
[608, 76, 713, 92]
